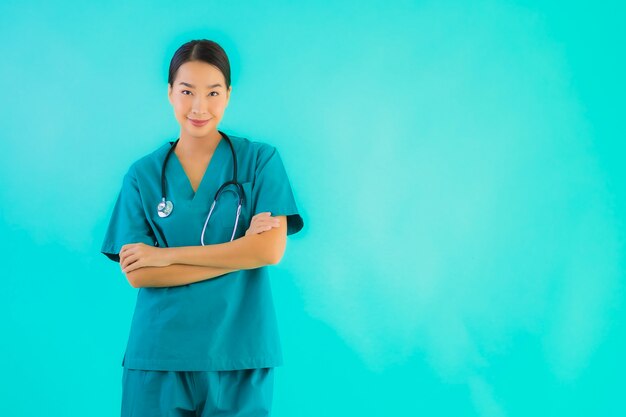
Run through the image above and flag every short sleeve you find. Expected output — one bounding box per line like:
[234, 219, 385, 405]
[100, 165, 157, 262]
[251, 146, 304, 236]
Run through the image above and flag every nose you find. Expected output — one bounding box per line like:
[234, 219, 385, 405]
[191, 95, 212, 114]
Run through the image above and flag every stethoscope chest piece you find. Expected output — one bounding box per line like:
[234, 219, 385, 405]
[157, 198, 173, 218]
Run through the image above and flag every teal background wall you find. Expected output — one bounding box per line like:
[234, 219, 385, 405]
[1, 0, 624, 416]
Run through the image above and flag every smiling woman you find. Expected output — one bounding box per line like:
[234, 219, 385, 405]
[99, 38, 304, 417]
[167, 59, 231, 145]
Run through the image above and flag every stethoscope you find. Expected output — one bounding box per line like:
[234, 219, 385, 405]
[157, 130, 245, 245]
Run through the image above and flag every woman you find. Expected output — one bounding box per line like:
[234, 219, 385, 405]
[101, 39, 304, 416]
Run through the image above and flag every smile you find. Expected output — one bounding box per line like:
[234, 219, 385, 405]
[188, 118, 210, 127]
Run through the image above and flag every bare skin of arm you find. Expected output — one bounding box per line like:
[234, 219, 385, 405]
[122, 213, 283, 288]
[127, 264, 238, 288]
[163, 215, 287, 269]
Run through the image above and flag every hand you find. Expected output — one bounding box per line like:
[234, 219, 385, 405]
[245, 212, 281, 237]
[119, 242, 170, 273]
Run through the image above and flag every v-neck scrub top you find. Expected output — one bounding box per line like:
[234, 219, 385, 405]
[101, 134, 304, 371]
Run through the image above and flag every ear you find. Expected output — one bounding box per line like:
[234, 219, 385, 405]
[226, 85, 232, 103]
[167, 84, 172, 104]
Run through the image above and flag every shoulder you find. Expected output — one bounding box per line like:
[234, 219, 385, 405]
[126, 141, 172, 178]
[227, 133, 277, 157]
[226, 133, 281, 171]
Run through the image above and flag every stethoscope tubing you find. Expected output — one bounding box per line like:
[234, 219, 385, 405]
[157, 130, 245, 245]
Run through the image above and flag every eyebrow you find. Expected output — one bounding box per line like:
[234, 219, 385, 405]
[178, 82, 223, 89]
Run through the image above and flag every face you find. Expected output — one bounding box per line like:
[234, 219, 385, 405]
[167, 60, 232, 140]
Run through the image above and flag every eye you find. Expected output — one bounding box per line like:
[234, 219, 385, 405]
[180, 90, 218, 96]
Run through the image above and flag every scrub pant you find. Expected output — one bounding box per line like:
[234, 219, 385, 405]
[121, 367, 274, 417]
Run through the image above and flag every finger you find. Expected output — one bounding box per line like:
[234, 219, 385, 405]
[122, 253, 138, 270]
[123, 258, 141, 273]
[252, 212, 272, 219]
[120, 250, 133, 268]
[250, 226, 268, 234]
[254, 216, 278, 225]
[250, 219, 267, 227]
[256, 219, 278, 227]
[249, 220, 266, 229]
[120, 244, 134, 256]
[126, 255, 140, 270]
[248, 214, 279, 233]
[120, 247, 132, 260]
[260, 218, 280, 227]
[260, 220, 280, 228]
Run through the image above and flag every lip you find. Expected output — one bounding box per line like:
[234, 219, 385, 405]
[188, 118, 210, 127]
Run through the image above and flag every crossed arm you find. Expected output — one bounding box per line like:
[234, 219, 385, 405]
[121, 215, 287, 288]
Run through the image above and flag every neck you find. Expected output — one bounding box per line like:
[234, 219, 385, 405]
[176, 129, 222, 159]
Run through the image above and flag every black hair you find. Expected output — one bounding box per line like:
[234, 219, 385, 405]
[168, 39, 231, 90]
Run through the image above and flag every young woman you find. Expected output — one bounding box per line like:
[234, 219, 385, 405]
[101, 39, 304, 417]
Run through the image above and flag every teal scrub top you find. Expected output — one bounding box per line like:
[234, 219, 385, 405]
[100, 134, 304, 371]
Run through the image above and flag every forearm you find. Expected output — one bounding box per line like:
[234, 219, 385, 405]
[127, 264, 238, 288]
[164, 233, 279, 269]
